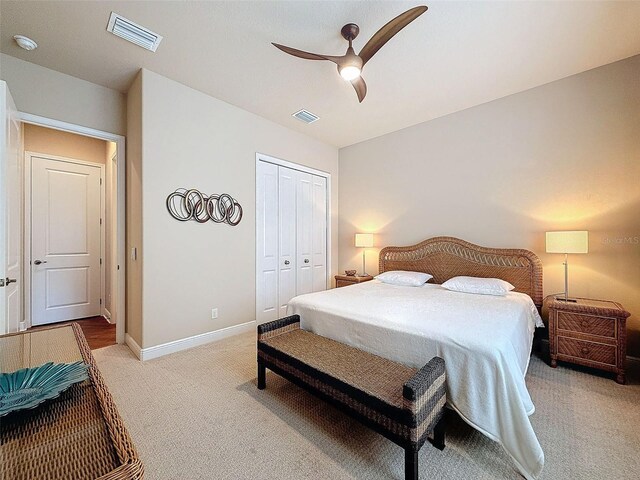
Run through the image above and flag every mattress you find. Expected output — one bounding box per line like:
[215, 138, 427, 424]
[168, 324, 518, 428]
[287, 280, 545, 480]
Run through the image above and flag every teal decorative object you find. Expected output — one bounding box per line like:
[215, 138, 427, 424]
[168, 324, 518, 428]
[0, 361, 88, 416]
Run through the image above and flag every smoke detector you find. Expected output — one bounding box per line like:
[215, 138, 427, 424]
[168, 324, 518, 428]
[107, 12, 163, 52]
[14, 35, 37, 51]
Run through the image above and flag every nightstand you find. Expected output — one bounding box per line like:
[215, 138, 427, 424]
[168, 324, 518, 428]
[335, 274, 373, 288]
[548, 297, 630, 384]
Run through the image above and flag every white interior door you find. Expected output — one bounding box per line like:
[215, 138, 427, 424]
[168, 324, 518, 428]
[296, 171, 313, 296]
[278, 166, 296, 317]
[256, 160, 278, 324]
[0, 81, 22, 335]
[311, 175, 327, 292]
[31, 155, 102, 325]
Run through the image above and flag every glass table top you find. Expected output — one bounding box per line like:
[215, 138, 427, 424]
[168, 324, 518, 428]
[0, 325, 82, 373]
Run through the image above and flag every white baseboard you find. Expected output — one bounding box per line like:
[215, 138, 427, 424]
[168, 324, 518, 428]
[125, 321, 256, 361]
[104, 308, 114, 324]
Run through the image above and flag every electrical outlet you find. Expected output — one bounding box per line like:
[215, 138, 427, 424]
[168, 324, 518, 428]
[211, 308, 218, 319]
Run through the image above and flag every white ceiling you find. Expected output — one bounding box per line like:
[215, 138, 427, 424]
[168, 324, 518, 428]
[2, 1, 639, 148]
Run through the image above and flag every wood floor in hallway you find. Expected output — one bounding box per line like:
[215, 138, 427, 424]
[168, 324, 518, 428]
[30, 316, 116, 350]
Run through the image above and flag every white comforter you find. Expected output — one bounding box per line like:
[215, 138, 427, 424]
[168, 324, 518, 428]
[287, 280, 545, 480]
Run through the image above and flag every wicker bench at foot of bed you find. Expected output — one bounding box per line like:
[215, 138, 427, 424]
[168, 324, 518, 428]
[257, 314, 447, 480]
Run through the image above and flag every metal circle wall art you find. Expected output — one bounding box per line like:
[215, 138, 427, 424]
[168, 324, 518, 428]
[166, 188, 243, 226]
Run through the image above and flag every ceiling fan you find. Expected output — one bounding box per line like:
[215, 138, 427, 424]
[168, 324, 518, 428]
[272, 5, 428, 103]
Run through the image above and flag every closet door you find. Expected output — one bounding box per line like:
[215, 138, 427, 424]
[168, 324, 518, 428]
[296, 171, 313, 295]
[278, 166, 297, 316]
[312, 175, 327, 292]
[256, 161, 279, 323]
[256, 159, 329, 324]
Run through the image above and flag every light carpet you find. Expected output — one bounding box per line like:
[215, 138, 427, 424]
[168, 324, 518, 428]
[93, 332, 640, 479]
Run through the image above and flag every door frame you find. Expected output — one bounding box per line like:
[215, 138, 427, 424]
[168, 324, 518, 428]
[255, 152, 332, 322]
[104, 149, 118, 324]
[19, 113, 126, 344]
[24, 152, 105, 327]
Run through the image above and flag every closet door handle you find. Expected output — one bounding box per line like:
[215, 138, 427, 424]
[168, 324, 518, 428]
[284, 260, 290, 265]
[34, 260, 47, 265]
[304, 259, 310, 264]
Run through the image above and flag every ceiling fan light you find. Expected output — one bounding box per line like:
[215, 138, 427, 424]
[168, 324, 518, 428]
[339, 66, 361, 81]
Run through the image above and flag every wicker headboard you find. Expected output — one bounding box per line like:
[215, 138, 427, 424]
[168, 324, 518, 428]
[379, 236, 543, 306]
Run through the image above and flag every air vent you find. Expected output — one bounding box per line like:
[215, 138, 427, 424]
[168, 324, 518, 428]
[107, 12, 163, 52]
[292, 109, 319, 124]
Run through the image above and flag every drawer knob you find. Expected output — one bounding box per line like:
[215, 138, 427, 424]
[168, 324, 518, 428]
[581, 320, 589, 328]
[581, 347, 590, 355]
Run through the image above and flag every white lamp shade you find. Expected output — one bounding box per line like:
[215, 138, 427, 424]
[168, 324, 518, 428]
[355, 233, 374, 248]
[546, 231, 589, 254]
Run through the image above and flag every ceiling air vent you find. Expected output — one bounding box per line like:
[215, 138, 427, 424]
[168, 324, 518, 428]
[107, 12, 163, 52]
[292, 109, 319, 124]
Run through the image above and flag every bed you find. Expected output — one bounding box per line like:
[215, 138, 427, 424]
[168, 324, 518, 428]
[287, 236, 545, 480]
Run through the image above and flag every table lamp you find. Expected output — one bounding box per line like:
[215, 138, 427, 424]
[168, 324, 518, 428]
[355, 233, 374, 277]
[545, 230, 588, 302]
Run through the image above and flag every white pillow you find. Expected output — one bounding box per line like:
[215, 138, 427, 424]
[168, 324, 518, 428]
[441, 276, 515, 296]
[375, 270, 433, 287]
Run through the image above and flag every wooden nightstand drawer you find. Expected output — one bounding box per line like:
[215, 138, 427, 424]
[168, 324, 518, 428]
[557, 336, 616, 366]
[334, 275, 373, 288]
[549, 297, 630, 383]
[557, 311, 615, 338]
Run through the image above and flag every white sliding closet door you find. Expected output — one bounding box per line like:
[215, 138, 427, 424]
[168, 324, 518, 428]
[278, 166, 297, 316]
[312, 175, 327, 292]
[256, 158, 329, 324]
[256, 161, 279, 323]
[296, 172, 313, 296]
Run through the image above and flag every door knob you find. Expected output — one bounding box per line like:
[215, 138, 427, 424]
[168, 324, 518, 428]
[4, 278, 17, 285]
[33, 260, 47, 265]
[284, 260, 290, 265]
[304, 259, 310, 264]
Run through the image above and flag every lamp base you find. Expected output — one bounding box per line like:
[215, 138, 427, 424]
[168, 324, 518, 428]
[554, 296, 578, 303]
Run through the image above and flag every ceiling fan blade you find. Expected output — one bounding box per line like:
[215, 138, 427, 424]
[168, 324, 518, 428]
[272, 43, 341, 64]
[358, 6, 428, 66]
[351, 76, 367, 103]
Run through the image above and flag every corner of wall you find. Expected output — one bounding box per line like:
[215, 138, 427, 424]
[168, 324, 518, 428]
[125, 70, 144, 347]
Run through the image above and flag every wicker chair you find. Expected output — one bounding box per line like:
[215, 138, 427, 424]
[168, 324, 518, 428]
[257, 315, 446, 480]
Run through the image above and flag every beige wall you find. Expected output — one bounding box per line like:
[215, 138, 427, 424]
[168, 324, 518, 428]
[134, 69, 338, 349]
[0, 53, 126, 135]
[24, 124, 107, 164]
[338, 55, 640, 355]
[126, 72, 143, 345]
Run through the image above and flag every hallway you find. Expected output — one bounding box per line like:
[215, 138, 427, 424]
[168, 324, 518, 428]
[30, 316, 116, 350]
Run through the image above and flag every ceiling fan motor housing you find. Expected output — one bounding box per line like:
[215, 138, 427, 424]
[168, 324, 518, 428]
[342, 47, 363, 68]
